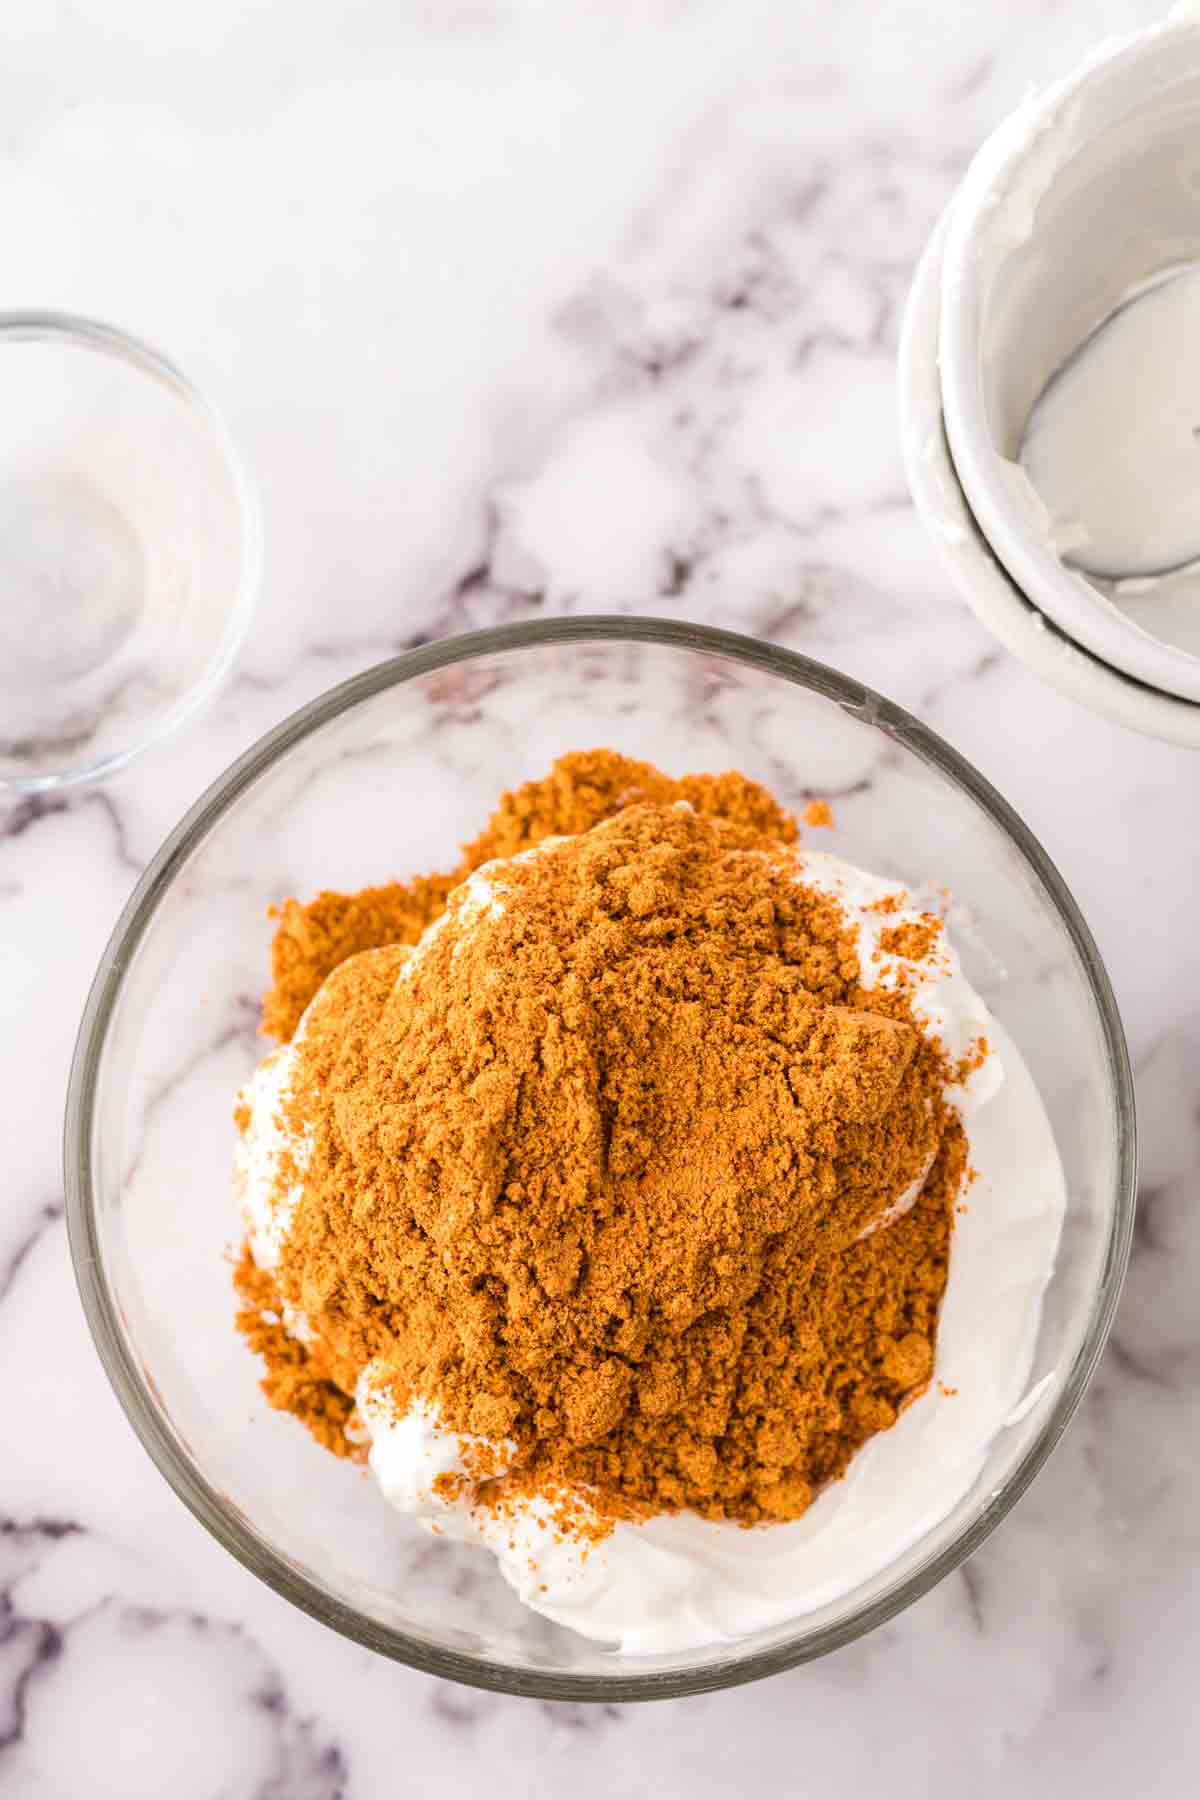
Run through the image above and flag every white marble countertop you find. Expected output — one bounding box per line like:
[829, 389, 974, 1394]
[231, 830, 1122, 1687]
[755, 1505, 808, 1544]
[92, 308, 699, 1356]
[2, 2, 1197, 1793]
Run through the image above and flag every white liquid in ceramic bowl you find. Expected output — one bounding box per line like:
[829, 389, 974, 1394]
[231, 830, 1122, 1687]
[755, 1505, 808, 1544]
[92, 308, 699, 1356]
[937, 12, 1200, 702]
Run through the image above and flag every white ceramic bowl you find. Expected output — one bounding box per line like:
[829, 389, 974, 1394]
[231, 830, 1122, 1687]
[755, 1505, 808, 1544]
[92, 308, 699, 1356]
[910, 11, 1200, 720]
[899, 212, 1200, 748]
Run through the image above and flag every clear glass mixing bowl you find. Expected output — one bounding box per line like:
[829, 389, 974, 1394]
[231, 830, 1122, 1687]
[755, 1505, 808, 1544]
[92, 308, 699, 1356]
[65, 618, 1135, 1700]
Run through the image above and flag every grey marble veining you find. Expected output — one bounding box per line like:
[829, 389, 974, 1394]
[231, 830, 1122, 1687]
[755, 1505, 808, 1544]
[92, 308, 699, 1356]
[1, 1, 1197, 1794]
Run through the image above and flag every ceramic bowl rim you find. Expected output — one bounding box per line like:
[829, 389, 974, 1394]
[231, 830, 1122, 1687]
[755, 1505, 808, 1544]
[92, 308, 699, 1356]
[935, 16, 1200, 703]
[898, 210, 1200, 748]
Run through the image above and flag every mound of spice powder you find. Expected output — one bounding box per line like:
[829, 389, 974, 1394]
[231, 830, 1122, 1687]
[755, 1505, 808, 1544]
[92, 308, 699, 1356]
[235, 752, 963, 1527]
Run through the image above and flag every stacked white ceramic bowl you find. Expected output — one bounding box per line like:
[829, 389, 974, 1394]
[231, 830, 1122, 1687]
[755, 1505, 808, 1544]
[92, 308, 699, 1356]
[898, 9, 1200, 747]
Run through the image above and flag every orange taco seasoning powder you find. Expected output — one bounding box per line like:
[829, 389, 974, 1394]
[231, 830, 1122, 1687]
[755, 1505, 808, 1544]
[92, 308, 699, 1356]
[236, 751, 964, 1531]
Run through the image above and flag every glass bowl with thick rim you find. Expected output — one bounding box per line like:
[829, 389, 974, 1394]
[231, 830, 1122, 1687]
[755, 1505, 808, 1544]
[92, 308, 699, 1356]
[65, 617, 1135, 1700]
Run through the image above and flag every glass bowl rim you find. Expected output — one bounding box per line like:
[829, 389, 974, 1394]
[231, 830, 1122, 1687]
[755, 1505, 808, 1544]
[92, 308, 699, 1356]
[63, 614, 1136, 1701]
[0, 308, 263, 795]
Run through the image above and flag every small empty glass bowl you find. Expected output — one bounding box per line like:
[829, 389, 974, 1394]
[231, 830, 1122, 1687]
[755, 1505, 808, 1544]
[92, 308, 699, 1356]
[65, 619, 1134, 1700]
[0, 313, 261, 792]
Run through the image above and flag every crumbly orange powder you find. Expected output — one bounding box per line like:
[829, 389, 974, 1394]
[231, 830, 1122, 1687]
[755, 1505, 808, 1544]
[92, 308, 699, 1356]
[235, 751, 961, 1530]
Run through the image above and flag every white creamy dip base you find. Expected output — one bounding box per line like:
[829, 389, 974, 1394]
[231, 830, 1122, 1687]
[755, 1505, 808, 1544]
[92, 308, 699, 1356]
[237, 842, 1066, 1656]
[1019, 267, 1200, 585]
[354, 1032, 1063, 1656]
